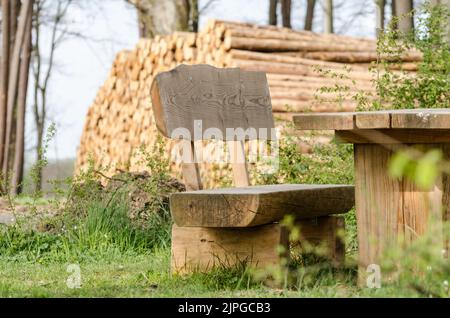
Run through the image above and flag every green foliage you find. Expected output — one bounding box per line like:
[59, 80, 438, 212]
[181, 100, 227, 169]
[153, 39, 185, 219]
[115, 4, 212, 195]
[0, 135, 175, 264]
[312, 2, 449, 111]
[389, 147, 444, 189]
[379, 221, 450, 298]
[373, 2, 450, 110]
[253, 131, 354, 186]
[252, 133, 358, 254]
[29, 123, 57, 197]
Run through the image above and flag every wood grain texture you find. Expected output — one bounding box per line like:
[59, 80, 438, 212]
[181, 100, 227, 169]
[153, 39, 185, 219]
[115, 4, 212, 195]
[354, 144, 402, 281]
[170, 184, 355, 227]
[293, 112, 355, 130]
[355, 111, 390, 129]
[335, 129, 450, 144]
[171, 216, 345, 274]
[441, 144, 450, 259]
[293, 109, 450, 131]
[228, 140, 250, 187]
[171, 223, 289, 274]
[354, 143, 447, 284]
[151, 64, 275, 140]
[391, 109, 450, 129]
[180, 140, 203, 191]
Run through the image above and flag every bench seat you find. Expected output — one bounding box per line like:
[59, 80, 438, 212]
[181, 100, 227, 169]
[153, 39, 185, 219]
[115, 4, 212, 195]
[170, 184, 355, 227]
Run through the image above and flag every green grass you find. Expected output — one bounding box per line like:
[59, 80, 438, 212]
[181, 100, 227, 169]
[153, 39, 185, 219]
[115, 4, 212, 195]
[0, 249, 433, 297]
[0, 140, 447, 298]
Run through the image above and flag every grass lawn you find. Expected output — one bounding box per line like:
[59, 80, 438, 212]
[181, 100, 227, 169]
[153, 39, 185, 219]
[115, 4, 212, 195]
[0, 224, 435, 299]
[0, 248, 420, 298]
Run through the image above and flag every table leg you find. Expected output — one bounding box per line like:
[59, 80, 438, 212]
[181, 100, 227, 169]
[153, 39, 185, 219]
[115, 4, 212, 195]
[354, 143, 448, 285]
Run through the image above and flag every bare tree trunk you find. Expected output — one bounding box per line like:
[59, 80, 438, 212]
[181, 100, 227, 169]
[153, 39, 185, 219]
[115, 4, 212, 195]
[10, 1, 19, 59]
[324, 0, 334, 34]
[31, 0, 71, 192]
[11, 1, 33, 195]
[304, 0, 316, 31]
[0, 0, 11, 175]
[281, 0, 291, 28]
[2, 0, 32, 180]
[376, 0, 385, 36]
[8, 1, 22, 171]
[269, 0, 278, 25]
[393, 0, 414, 33]
[189, 0, 198, 32]
[129, 0, 190, 37]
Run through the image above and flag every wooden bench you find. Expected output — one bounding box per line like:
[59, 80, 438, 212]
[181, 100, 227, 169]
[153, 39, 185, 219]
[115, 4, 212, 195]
[151, 64, 354, 273]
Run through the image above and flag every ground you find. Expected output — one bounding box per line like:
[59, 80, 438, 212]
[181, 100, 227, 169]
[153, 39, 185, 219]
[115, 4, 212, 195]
[0, 202, 437, 298]
[0, 249, 417, 298]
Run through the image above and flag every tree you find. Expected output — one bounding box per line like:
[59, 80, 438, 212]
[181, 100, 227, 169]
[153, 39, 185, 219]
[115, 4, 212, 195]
[12, 1, 32, 193]
[375, 0, 385, 36]
[304, 0, 316, 31]
[269, 0, 278, 25]
[0, 0, 11, 174]
[31, 0, 73, 192]
[392, 0, 414, 33]
[125, 0, 193, 37]
[125, 0, 215, 36]
[281, 0, 292, 28]
[1, 0, 34, 194]
[189, 0, 199, 32]
[324, 0, 334, 33]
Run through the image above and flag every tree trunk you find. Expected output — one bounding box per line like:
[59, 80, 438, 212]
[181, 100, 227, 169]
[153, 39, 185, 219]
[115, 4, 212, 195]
[375, 0, 385, 36]
[269, 0, 278, 25]
[8, 1, 20, 167]
[324, 0, 333, 34]
[2, 0, 32, 180]
[0, 0, 11, 175]
[189, 0, 198, 32]
[393, 0, 413, 33]
[304, 0, 316, 31]
[281, 0, 291, 28]
[11, 1, 33, 195]
[10, 1, 20, 53]
[135, 0, 190, 37]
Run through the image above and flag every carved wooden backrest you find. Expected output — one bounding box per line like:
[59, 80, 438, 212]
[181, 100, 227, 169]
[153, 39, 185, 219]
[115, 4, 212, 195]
[151, 64, 276, 190]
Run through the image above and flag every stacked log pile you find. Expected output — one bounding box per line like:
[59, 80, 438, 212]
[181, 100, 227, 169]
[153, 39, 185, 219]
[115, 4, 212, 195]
[76, 20, 420, 187]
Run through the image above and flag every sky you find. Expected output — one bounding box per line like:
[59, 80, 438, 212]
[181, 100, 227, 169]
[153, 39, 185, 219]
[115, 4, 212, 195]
[26, 0, 385, 164]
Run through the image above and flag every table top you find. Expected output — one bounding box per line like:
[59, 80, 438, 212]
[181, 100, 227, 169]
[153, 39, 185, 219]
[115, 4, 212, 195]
[293, 108, 450, 130]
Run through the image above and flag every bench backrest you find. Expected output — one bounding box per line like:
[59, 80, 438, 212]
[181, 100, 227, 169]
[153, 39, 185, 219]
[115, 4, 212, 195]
[151, 64, 275, 141]
[150, 64, 276, 190]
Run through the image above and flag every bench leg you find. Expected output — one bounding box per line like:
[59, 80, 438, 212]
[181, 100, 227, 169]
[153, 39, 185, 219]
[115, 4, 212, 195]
[293, 216, 346, 267]
[171, 223, 289, 274]
[171, 216, 346, 274]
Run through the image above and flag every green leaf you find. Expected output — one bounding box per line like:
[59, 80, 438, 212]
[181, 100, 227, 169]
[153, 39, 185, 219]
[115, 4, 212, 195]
[389, 151, 412, 178]
[414, 149, 442, 189]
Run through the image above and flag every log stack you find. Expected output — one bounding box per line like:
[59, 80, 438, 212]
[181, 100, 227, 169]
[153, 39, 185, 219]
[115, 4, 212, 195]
[76, 20, 420, 187]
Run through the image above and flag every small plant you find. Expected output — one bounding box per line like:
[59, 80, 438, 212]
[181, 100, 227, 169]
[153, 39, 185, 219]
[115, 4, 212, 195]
[313, 1, 450, 112]
[371, 1, 450, 110]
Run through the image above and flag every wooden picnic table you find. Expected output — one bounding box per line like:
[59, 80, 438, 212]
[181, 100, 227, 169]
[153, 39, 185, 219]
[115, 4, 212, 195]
[293, 108, 449, 282]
